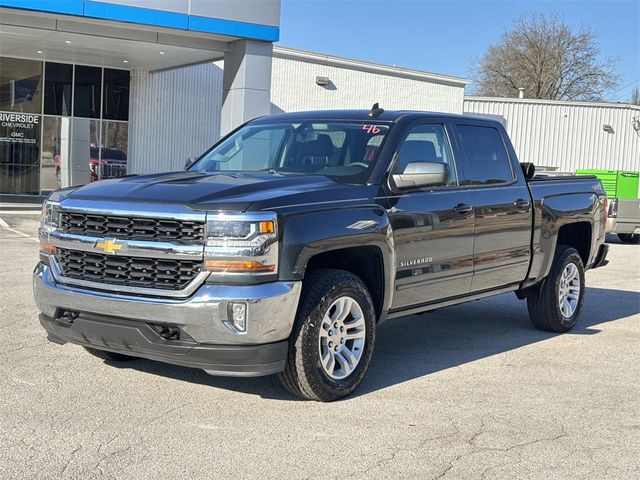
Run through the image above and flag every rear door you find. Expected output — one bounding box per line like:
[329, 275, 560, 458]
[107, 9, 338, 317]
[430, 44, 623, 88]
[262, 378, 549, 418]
[451, 121, 532, 291]
[386, 120, 474, 310]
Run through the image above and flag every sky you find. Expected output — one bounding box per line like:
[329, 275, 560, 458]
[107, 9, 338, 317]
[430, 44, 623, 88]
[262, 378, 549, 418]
[277, 0, 640, 102]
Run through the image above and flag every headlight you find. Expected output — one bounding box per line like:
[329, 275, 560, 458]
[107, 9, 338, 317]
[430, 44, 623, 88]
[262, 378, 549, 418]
[39, 200, 60, 255]
[203, 213, 278, 274]
[41, 200, 61, 228]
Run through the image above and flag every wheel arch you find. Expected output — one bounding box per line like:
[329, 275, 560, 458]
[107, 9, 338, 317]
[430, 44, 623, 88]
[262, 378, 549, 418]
[556, 222, 592, 265]
[279, 206, 395, 322]
[304, 246, 387, 320]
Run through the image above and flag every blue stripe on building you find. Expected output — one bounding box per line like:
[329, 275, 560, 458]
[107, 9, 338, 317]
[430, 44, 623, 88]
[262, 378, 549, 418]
[0, 0, 280, 42]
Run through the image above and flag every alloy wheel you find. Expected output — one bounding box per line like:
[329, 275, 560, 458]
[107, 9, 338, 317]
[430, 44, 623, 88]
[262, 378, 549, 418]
[558, 262, 580, 318]
[317, 296, 366, 380]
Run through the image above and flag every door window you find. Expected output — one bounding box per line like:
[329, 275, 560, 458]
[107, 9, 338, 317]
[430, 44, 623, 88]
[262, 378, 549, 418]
[455, 125, 514, 185]
[395, 124, 457, 186]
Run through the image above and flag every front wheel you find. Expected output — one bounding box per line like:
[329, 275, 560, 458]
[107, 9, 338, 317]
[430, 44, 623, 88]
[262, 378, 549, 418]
[618, 233, 640, 244]
[527, 246, 585, 332]
[278, 269, 376, 401]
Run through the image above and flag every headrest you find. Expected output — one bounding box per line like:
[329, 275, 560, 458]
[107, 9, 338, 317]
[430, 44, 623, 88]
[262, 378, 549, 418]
[298, 134, 334, 157]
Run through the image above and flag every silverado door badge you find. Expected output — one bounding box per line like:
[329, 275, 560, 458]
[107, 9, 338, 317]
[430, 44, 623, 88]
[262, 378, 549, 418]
[399, 257, 433, 267]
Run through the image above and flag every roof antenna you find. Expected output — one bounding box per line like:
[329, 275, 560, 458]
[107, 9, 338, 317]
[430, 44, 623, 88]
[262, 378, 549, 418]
[368, 102, 384, 118]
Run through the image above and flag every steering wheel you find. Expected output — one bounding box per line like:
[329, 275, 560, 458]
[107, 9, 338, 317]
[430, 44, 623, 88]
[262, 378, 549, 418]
[348, 162, 370, 168]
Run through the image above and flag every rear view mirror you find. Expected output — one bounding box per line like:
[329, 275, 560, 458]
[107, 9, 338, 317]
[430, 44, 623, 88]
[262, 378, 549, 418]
[391, 161, 450, 190]
[184, 157, 196, 169]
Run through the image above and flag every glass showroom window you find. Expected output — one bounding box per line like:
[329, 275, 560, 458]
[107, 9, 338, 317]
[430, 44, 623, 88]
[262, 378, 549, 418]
[47, 65, 130, 191]
[0, 57, 43, 194]
[40, 63, 73, 191]
[2, 57, 130, 195]
[95, 69, 130, 183]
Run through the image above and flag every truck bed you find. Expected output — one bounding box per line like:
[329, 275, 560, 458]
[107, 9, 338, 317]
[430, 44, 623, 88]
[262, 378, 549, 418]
[524, 175, 606, 287]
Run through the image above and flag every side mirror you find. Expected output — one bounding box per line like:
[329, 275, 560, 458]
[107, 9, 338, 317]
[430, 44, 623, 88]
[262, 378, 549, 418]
[184, 156, 196, 169]
[391, 161, 450, 190]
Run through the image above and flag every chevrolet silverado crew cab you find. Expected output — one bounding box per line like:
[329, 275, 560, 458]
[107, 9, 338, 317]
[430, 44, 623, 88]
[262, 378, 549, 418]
[34, 108, 609, 401]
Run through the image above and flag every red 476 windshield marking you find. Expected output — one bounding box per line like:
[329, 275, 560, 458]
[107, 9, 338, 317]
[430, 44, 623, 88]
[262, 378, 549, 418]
[362, 124, 381, 134]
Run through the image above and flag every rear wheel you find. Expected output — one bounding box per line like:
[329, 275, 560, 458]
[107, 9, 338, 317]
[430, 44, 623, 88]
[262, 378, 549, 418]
[83, 347, 136, 362]
[527, 245, 585, 332]
[278, 269, 376, 401]
[618, 233, 640, 244]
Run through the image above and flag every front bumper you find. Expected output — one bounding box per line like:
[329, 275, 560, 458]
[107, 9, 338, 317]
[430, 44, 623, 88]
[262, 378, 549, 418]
[33, 263, 301, 376]
[39, 313, 288, 376]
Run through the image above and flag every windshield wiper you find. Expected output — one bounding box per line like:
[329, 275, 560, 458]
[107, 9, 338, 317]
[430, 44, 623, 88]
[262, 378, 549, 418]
[247, 169, 309, 176]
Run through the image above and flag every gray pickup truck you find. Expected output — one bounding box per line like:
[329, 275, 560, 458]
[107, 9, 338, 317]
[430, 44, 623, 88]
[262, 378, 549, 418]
[607, 197, 640, 244]
[34, 108, 609, 401]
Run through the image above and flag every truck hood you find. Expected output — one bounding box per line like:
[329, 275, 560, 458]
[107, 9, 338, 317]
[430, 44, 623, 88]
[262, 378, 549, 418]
[61, 171, 374, 212]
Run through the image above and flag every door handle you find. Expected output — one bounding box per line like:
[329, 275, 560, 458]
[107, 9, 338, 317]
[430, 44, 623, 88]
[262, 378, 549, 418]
[453, 203, 473, 214]
[514, 198, 531, 209]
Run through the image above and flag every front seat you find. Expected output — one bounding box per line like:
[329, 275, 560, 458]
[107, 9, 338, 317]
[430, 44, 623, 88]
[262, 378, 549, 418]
[293, 134, 335, 170]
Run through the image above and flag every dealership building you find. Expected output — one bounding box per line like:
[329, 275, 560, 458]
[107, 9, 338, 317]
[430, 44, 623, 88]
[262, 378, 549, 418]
[1, 0, 638, 197]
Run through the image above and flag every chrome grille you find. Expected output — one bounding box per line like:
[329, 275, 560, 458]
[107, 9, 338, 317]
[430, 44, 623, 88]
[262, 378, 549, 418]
[57, 248, 202, 290]
[99, 163, 127, 179]
[60, 212, 205, 242]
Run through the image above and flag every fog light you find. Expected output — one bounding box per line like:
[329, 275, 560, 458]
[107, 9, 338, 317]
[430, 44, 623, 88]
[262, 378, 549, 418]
[227, 302, 247, 333]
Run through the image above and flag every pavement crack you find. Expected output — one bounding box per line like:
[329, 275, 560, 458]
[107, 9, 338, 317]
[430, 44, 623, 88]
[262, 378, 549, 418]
[60, 444, 82, 476]
[4, 341, 48, 354]
[430, 421, 568, 479]
[344, 426, 462, 479]
[142, 401, 191, 426]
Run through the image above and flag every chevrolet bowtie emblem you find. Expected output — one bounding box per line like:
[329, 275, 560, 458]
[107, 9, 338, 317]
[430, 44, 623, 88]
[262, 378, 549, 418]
[95, 238, 124, 254]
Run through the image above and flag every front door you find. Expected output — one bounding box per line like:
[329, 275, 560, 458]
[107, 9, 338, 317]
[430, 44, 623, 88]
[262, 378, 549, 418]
[385, 121, 474, 311]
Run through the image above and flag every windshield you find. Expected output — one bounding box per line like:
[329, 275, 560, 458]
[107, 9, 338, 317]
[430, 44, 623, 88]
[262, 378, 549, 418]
[191, 121, 392, 184]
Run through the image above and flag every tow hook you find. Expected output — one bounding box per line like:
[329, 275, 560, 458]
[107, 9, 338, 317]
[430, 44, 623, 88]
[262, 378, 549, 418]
[54, 309, 78, 324]
[151, 324, 181, 340]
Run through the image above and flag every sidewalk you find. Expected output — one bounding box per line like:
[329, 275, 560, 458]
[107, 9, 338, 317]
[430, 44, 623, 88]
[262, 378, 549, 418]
[0, 195, 44, 215]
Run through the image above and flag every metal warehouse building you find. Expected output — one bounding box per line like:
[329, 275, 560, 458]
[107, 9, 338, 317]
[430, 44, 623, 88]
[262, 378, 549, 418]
[464, 97, 640, 174]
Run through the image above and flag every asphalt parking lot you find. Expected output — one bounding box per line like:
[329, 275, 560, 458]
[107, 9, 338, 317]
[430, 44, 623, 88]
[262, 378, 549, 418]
[1, 213, 639, 480]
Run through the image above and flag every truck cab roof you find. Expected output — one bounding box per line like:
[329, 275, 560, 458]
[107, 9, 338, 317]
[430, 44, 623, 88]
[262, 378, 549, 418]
[252, 109, 503, 127]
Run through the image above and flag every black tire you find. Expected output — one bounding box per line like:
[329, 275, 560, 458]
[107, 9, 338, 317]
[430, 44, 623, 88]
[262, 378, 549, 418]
[278, 269, 376, 402]
[527, 245, 585, 332]
[618, 233, 640, 244]
[83, 347, 136, 362]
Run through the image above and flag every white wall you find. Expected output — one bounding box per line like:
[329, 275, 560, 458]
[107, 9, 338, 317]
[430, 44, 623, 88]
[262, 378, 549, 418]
[464, 97, 640, 173]
[270, 54, 465, 115]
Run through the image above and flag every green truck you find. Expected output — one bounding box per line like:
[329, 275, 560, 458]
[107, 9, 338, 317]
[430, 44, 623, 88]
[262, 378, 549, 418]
[576, 170, 640, 244]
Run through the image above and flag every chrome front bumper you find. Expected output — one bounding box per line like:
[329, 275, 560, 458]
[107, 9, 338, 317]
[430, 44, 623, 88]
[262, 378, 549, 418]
[33, 262, 302, 346]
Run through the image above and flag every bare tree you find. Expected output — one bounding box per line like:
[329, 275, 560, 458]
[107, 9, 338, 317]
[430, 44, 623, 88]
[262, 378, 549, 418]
[473, 14, 618, 101]
[631, 87, 640, 105]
